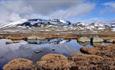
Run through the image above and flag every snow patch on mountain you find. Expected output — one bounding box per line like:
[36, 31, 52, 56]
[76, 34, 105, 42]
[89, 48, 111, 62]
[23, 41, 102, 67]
[0, 19, 27, 28]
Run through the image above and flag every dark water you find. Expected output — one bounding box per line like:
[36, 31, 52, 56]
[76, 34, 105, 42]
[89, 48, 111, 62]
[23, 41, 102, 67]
[0, 38, 93, 69]
[0, 64, 2, 70]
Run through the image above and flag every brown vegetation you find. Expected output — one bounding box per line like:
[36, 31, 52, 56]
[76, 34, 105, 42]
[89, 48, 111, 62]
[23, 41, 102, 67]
[78, 45, 115, 70]
[35, 53, 72, 70]
[3, 58, 34, 70]
[80, 45, 115, 58]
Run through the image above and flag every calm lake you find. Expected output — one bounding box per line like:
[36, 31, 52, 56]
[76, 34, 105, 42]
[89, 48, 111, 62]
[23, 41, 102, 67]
[0, 38, 112, 69]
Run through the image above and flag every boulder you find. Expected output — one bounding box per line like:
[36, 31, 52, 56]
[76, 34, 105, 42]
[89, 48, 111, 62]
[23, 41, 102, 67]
[78, 37, 90, 42]
[93, 37, 103, 43]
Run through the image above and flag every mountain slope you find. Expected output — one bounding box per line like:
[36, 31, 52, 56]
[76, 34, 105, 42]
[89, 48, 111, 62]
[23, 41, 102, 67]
[0, 19, 27, 29]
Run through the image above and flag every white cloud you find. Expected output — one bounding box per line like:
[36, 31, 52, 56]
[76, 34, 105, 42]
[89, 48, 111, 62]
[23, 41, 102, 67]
[49, 3, 95, 19]
[0, 0, 95, 26]
[0, 0, 33, 25]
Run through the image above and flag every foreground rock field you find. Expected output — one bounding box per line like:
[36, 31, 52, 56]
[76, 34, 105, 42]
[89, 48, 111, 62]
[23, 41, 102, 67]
[3, 44, 115, 70]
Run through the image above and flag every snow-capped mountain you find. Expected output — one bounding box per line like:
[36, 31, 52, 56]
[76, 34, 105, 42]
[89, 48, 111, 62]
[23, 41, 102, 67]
[0, 18, 114, 32]
[17, 19, 71, 27]
[86, 22, 105, 30]
[111, 22, 115, 31]
[0, 18, 71, 29]
[72, 21, 111, 32]
[49, 19, 71, 26]
[72, 22, 86, 30]
[86, 21, 111, 31]
[18, 19, 48, 27]
[72, 22, 86, 27]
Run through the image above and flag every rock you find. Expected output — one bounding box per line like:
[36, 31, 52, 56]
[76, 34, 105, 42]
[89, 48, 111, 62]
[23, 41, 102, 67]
[3, 58, 34, 70]
[93, 37, 103, 43]
[78, 37, 90, 42]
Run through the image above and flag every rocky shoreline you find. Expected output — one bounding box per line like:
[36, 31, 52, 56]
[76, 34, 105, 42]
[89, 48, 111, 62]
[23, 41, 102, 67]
[3, 44, 115, 70]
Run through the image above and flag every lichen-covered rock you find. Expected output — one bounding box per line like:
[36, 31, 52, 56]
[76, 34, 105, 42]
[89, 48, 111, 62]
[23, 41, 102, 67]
[3, 58, 34, 70]
[35, 53, 72, 70]
[93, 37, 103, 43]
[78, 37, 90, 42]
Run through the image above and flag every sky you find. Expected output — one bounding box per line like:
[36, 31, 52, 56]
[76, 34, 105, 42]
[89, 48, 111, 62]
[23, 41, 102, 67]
[0, 0, 115, 25]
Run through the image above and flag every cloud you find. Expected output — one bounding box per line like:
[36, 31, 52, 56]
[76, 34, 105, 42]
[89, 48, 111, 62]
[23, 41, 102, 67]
[0, 0, 95, 25]
[102, 1, 115, 13]
[49, 3, 95, 19]
[25, 0, 87, 15]
[0, 0, 33, 25]
[104, 2, 115, 8]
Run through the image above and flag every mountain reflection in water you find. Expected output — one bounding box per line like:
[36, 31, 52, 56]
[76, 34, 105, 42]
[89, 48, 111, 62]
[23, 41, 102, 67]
[0, 38, 89, 68]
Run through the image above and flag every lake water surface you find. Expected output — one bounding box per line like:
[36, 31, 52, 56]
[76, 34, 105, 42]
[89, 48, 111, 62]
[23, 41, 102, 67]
[0, 38, 95, 69]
